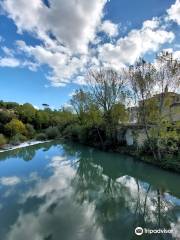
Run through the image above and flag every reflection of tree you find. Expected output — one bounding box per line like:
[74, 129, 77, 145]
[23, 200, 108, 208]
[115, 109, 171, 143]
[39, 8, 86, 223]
[0, 141, 179, 240]
[69, 147, 179, 240]
[0, 141, 54, 162]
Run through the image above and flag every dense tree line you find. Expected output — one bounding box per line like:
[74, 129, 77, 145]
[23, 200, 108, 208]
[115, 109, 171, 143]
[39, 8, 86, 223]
[0, 102, 75, 146]
[0, 51, 179, 165]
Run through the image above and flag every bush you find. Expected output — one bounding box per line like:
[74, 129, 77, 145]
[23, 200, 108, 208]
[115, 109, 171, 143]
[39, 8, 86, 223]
[63, 123, 79, 139]
[36, 133, 47, 141]
[0, 134, 7, 147]
[5, 119, 26, 137]
[63, 123, 87, 143]
[9, 133, 27, 146]
[26, 123, 36, 138]
[45, 126, 59, 139]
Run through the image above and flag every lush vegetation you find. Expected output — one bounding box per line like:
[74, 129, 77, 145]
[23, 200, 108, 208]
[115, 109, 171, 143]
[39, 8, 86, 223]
[0, 101, 75, 146]
[0, 51, 179, 170]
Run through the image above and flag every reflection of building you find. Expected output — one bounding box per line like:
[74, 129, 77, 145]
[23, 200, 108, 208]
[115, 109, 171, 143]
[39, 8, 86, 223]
[128, 92, 180, 123]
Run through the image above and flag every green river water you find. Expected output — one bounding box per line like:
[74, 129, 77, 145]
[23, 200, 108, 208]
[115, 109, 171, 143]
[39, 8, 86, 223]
[0, 140, 179, 240]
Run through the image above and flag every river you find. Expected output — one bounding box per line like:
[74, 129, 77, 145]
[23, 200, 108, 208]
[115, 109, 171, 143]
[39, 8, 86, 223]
[0, 140, 179, 240]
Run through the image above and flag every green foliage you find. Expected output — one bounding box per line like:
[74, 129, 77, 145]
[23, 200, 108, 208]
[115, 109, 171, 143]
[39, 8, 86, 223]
[35, 133, 47, 141]
[45, 126, 60, 139]
[0, 134, 7, 147]
[5, 119, 26, 137]
[52, 109, 75, 130]
[2, 101, 19, 109]
[16, 103, 36, 123]
[9, 133, 27, 146]
[111, 103, 128, 124]
[0, 52, 179, 163]
[0, 111, 15, 124]
[85, 104, 103, 127]
[63, 123, 82, 140]
[34, 110, 50, 129]
[26, 123, 36, 138]
[149, 121, 179, 155]
[70, 89, 90, 124]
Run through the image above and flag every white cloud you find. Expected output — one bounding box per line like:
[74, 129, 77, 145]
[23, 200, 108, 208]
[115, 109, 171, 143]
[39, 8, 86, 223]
[142, 18, 160, 29]
[0, 176, 21, 186]
[1, 46, 14, 56]
[0, 57, 20, 67]
[98, 19, 174, 69]
[0, 0, 178, 87]
[167, 0, 180, 25]
[16, 40, 88, 86]
[100, 20, 119, 37]
[73, 76, 87, 86]
[2, 0, 107, 53]
[6, 155, 105, 240]
[174, 50, 180, 59]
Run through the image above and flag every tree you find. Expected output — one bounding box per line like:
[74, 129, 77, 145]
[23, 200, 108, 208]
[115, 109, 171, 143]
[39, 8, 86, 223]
[45, 126, 59, 139]
[34, 110, 50, 129]
[26, 123, 36, 138]
[16, 103, 36, 123]
[70, 89, 90, 124]
[128, 59, 157, 159]
[0, 134, 7, 147]
[42, 103, 50, 109]
[0, 111, 15, 124]
[128, 54, 180, 160]
[87, 69, 126, 116]
[155, 52, 180, 102]
[152, 52, 180, 159]
[5, 119, 26, 137]
[87, 68, 127, 141]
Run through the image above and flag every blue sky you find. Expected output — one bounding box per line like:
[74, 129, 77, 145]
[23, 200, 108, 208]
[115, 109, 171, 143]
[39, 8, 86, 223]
[0, 0, 180, 109]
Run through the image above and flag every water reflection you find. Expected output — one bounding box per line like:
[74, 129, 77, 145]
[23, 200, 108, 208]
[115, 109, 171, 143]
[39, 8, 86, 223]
[0, 141, 179, 240]
[0, 141, 55, 162]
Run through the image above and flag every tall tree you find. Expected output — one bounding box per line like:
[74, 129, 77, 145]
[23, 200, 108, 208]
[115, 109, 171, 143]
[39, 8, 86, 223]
[87, 68, 127, 141]
[70, 89, 90, 124]
[128, 59, 157, 159]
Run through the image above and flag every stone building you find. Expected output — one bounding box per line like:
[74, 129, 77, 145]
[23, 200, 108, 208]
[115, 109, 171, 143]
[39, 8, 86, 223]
[128, 92, 180, 123]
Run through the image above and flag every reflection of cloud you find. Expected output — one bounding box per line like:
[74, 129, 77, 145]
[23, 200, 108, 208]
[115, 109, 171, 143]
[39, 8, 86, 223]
[0, 176, 21, 186]
[116, 175, 172, 224]
[6, 155, 105, 240]
[6, 199, 105, 240]
[22, 156, 75, 202]
[171, 218, 180, 239]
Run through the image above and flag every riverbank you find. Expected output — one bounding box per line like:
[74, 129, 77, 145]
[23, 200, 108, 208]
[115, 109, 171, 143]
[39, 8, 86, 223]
[0, 140, 51, 153]
[63, 138, 180, 174]
[114, 145, 180, 174]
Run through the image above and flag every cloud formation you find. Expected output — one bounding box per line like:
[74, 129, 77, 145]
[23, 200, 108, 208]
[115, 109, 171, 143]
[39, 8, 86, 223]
[0, 0, 179, 87]
[100, 20, 119, 37]
[0, 57, 20, 67]
[98, 19, 174, 69]
[167, 0, 180, 25]
[2, 0, 107, 53]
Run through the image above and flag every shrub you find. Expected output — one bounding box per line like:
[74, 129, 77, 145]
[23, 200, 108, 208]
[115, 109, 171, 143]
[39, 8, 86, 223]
[0, 134, 7, 147]
[26, 123, 36, 138]
[63, 123, 79, 139]
[0, 111, 14, 124]
[9, 133, 27, 146]
[63, 123, 87, 143]
[5, 119, 26, 137]
[36, 133, 47, 141]
[45, 126, 59, 139]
